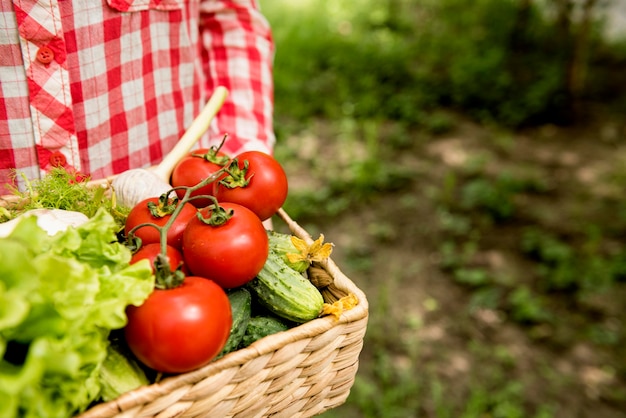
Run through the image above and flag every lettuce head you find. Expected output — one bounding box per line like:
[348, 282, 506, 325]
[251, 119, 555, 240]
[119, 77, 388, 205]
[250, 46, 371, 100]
[0, 208, 154, 418]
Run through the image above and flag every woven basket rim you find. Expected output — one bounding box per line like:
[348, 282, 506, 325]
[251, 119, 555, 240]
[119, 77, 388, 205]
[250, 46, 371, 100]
[74, 208, 369, 418]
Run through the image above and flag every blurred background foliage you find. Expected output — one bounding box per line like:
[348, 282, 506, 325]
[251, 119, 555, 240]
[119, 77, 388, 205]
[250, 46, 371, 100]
[260, 0, 626, 417]
[265, 0, 625, 129]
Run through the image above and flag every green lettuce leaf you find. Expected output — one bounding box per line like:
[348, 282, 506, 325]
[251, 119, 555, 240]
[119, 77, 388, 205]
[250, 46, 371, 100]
[0, 208, 154, 418]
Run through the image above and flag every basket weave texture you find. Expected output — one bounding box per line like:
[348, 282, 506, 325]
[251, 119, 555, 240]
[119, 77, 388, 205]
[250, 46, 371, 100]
[76, 208, 369, 418]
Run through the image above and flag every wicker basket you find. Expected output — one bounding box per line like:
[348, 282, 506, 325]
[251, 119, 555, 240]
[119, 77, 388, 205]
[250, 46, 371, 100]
[68, 207, 369, 418]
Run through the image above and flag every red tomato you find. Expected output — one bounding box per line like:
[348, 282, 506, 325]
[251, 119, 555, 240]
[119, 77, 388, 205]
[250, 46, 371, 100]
[125, 276, 232, 373]
[171, 148, 230, 208]
[124, 196, 197, 250]
[130, 243, 189, 275]
[182, 202, 269, 289]
[213, 151, 288, 221]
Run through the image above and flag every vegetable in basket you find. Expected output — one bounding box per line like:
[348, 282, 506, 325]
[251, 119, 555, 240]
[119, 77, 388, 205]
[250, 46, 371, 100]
[240, 315, 291, 348]
[247, 249, 325, 323]
[124, 276, 232, 374]
[0, 208, 89, 238]
[213, 150, 288, 221]
[182, 201, 269, 289]
[0, 209, 154, 418]
[218, 288, 252, 358]
[124, 195, 198, 250]
[170, 138, 231, 208]
[266, 230, 333, 273]
[98, 342, 150, 402]
[123, 186, 244, 374]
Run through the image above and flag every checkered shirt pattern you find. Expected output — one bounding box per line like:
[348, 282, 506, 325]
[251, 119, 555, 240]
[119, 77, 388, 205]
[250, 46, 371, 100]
[0, 0, 275, 191]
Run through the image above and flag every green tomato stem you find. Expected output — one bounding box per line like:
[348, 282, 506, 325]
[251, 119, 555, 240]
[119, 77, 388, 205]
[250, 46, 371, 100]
[152, 165, 229, 289]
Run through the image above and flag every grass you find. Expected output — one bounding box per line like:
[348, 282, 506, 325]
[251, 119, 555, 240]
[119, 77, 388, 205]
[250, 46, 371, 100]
[318, 267, 559, 418]
[272, 112, 626, 416]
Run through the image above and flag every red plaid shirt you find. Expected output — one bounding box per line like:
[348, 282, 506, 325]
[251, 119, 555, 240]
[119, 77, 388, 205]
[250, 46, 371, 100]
[0, 0, 274, 190]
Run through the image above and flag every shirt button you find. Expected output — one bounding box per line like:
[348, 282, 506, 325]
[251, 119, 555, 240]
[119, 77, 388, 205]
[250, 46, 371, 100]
[49, 151, 67, 167]
[36, 46, 54, 64]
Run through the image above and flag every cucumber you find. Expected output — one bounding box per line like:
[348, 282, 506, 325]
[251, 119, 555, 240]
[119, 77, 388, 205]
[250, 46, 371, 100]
[247, 250, 324, 323]
[241, 315, 291, 348]
[99, 342, 149, 402]
[267, 230, 309, 273]
[218, 287, 252, 357]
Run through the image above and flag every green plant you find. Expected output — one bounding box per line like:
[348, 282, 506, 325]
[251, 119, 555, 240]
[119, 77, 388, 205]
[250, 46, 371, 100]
[263, 0, 622, 129]
[507, 286, 553, 324]
[280, 117, 414, 220]
[454, 267, 492, 287]
[520, 227, 625, 293]
[460, 173, 529, 221]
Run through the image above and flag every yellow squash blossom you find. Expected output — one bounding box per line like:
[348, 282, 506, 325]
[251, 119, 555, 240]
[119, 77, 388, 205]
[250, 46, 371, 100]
[287, 234, 334, 267]
[322, 293, 359, 320]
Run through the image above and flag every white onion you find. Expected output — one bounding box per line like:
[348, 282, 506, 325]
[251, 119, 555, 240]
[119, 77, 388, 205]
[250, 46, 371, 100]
[0, 209, 89, 237]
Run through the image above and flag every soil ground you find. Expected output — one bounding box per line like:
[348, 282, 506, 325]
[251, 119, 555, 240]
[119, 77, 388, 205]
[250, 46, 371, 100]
[277, 108, 626, 417]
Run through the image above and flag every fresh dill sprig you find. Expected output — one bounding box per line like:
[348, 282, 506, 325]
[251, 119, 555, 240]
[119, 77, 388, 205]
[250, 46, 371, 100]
[4, 168, 130, 225]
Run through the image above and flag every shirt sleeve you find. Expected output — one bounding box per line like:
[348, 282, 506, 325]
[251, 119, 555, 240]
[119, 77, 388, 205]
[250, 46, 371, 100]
[199, 0, 276, 156]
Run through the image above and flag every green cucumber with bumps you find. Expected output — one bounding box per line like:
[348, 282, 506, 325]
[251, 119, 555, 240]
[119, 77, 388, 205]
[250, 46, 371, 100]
[240, 315, 291, 348]
[267, 230, 309, 273]
[218, 287, 252, 357]
[247, 250, 324, 323]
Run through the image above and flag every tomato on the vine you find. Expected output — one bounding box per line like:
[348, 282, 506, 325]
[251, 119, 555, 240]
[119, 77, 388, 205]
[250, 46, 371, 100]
[171, 147, 230, 208]
[125, 276, 232, 373]
[130, 243, 188, 275]
[124, 196, 197, 250]
[182, 202, 269, 289]
[213, 151, 288, 221]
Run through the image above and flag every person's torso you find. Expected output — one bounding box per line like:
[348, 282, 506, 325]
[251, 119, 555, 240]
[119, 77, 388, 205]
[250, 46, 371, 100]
[0, 0, 205, 187]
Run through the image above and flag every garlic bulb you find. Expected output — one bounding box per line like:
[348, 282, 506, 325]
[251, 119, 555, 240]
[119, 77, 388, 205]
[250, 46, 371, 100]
[112, 170, 172, 208]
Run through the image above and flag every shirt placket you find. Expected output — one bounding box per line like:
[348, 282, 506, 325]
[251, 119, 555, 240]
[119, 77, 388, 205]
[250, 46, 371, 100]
[13, 0, 80, 175]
